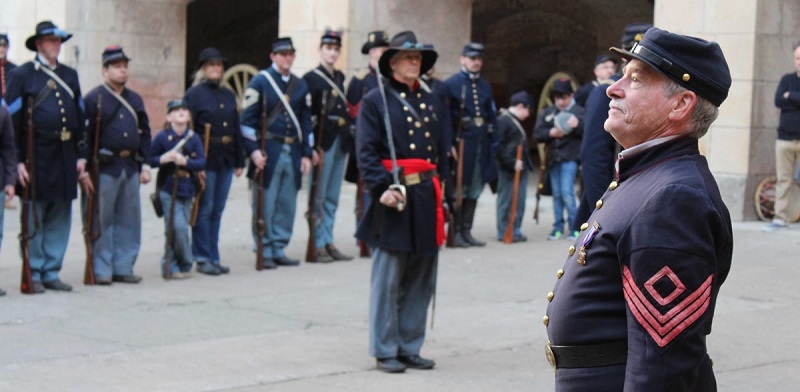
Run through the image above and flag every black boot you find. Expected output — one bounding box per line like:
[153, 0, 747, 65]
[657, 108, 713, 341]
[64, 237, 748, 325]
[462, 198, 486, 247]
[450, 206, 469, 248]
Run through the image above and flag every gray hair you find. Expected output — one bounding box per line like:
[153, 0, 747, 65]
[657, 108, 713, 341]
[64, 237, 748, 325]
[662, 78, 719, 138]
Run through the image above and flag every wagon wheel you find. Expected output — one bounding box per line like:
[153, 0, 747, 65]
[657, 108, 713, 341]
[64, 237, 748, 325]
[536, 72, 579, 116]
[755, 176, 800, 222]
[754, 176, 776, 222]
[222, 64, 258, 110]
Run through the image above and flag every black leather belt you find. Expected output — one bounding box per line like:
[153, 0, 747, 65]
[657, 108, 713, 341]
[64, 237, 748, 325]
[266, 132, 295, 144]
[37, 129, 72, 142]
[175, 169, 191, 178]
[545, 340, 627, 369]
[402, 169, 437, 186]
[210, 135, 233, 144]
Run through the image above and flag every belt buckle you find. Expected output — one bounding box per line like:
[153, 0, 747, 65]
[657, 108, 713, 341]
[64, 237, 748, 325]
[404, 172, 421, 186]
[337, 117, 347, 127]
[474, 116, 485, 127]
[221, 135, 232, 144]
[284, 136, 295, 144]
[545, 342, 557, 370]
[60, 130, 71, 142]
[119, 150, 131, 158]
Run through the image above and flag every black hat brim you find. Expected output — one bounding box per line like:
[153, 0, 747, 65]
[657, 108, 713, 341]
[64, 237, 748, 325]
[378, 48, 438, 79]
[25, 33, 72, 52]
[198, 56, 229, 68]
[361, 41, 389, 55]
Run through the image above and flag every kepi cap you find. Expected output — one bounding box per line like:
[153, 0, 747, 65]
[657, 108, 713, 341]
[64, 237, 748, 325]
[361, 30, 389, 55]
[167, 99, 189, 113]
[461, 42, 485, 58]
[25, 20, 72, 51]
[509, 91, 533, 107]
[272, 37, 295, 53]
[321, 30, 342, 47]
[102, 45, 130, 66]
[551, 78, 574, 95]
[609, 27, 731, 107]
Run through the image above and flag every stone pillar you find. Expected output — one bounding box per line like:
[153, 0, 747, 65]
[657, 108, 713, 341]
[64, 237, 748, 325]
[654, 0, 774, 221]
[279, 0, 352, 78]
[0, 0, 68, 70]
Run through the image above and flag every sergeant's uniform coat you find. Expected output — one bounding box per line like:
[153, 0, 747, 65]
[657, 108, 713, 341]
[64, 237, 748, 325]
[344, 66, 380, 183]
[240, 66, 312, 190]
[545, 137, 732, 391]
[443, 70, 498, 188]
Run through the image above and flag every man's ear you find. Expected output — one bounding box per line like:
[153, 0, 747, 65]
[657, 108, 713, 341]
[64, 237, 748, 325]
[669, 90, 697, 122]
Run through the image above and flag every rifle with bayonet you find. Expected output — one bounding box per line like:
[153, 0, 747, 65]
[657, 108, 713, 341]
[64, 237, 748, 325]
[305, 90, 329, 262]
[189, 123, 211, 227]
[502, 144, 523, 243]
[446, 85, 466, 247]
[19, 97, 37, 294]
[83, 94, 102, 285]
[254, 99, 268, 271]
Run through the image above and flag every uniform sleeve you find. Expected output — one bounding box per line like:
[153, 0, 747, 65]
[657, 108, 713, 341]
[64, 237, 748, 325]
[71, 73, 88, 157]
[185, 135, 206, 171]
[136, 98, 152, 168]
[494, 117, 517, 171]
[0, 107, 17, 187]
[619, 184, 730, 391]
[239, 75, 264, 155]
[5, 67, 26, 162]
[346, 75, 363, 105]
[299, 83, 313, 158]
[149, 133, 165, 168]
[82, 90, 98, 162]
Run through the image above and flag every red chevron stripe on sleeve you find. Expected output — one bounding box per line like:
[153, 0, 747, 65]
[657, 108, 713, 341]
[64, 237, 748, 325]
[622, 266, 713, 347]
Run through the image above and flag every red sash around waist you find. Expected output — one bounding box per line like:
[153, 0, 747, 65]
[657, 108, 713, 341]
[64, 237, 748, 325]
[381, 159, 445, 246]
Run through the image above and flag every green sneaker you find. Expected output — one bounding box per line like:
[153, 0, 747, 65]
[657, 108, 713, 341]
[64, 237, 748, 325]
[547, 230, 563, 241]
[567, 231, 579, 240]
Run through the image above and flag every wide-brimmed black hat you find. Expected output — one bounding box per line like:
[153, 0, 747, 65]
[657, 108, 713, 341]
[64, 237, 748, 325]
[610, 27, 731, 107]
[102, 45, 130, 66]
[25, 21, 72, 51]
[361, 30, 389, 55]
[377, 31, 438, 79]
[197, 47, 228, 67]
[0, 34, 9, 46]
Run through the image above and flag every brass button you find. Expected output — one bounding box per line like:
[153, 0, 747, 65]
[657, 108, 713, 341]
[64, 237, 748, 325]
[400, 92, 407, 99]
[407, 116, 413, 123]
[568, 245, 575, 256]
[543, 315, 549, 326]
[580, 222, 589, 231]
[556, 269, 564, 278]
[609, 181, 618, 190]
[425, 132, 430, 138]
[60, 108, 65, 113]
[415, 121, 421, 128]
[547, 292, 554, 302]
[223, 121, 228, 127]
[123, 132, 128, 137]
[595, 199, 603, 209]
[337, 104, 341, 109]
[62, 117, 67, 123]
[220, 103, 224, 109]
[56, 92, 61, 98]
[120, 114, 124, 119]
[682, 73, 691, 82]
[420, 103, 427, 110]
[424, 117, 429, 123]
[404, 106, 409, 112]
[427, 145, 432, 151]
[417, 93, 422, 98]
[59, 100, 63, 105]
[408, 130, 414, 136]
[410, 143, 416, 150]
[473, 100, 479, 105]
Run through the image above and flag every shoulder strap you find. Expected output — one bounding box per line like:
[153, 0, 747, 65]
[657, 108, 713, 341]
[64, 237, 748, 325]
[259, 70, 303, 143]
[504, 112, 526, 139]
[102, 84, 138, 120]
[312, 68, 347, 104]
[34, 62, 74, 99]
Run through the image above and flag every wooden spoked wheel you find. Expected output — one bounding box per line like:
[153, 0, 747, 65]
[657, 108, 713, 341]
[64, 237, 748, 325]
[222, 64, 258, 109]
[754, 176, 800, 222]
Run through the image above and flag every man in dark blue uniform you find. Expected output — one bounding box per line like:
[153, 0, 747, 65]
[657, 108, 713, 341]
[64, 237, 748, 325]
[303, 30, 354, 263]
[356, 31, 451, 373]
[573, 54, 616, 108]
[82, 46, 151, 285]
[544, 27, 733, 391]
[6, 21, 88, 293]
[573, 23, 651, 235]
[240, 37, 312, 269]
[494, 91, 534, 242]
[444, 42, 497, 247]
[185, 47, 245, 275]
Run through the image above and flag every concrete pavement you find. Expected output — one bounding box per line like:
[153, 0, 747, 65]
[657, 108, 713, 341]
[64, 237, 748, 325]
[1, 175, 798, 391]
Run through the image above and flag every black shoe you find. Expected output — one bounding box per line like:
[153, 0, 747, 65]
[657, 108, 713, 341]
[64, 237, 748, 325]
[398, 355, 435, 369]
[112, 275, 142, 284]
[215, 264, 230, 274]
[94, 277, 112, 285]
[43, 280, 73, 292]
[314, 247, 335, 263]
[274, 256, 300, 266]
[326, 244, 354, 261]
[452, 231, 470, 248]
[513, 234, 528, 243]
[260, 259, 278, 269]
[32, 282, 45, 294]
[462, 199, 486, 247]
[376, 358, 407, 373]
[196, 262, 221, 276]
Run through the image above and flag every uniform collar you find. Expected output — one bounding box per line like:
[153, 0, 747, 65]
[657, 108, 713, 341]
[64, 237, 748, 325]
[271, 64, 291, 82]
[388, 76, 419, 92]
[615, 136, 696, 181]
[461, 67, 480, 80]
[35, 54, 57, 70]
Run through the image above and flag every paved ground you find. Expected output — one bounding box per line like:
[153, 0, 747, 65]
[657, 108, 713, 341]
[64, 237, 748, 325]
[1, 174, 799, 391]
